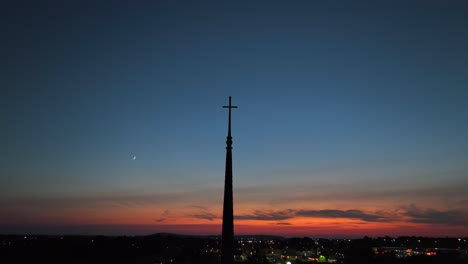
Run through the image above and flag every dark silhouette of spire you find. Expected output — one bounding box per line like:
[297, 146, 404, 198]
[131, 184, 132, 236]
[221, 96, 237, 264]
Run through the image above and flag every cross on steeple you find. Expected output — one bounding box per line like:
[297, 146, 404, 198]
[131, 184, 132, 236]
[223, 96, 238, 139]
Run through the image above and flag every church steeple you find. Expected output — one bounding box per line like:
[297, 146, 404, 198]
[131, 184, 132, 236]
[221, 96, 237, 264]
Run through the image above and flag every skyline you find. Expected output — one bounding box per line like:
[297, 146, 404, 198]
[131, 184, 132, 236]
[2, 0, 468, 237]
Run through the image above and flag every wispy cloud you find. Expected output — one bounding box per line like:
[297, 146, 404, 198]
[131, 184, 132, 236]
[402, 204, 468, 226]
[191, 212, 218, 221]
[235, 180, 468, 206]
[154, 210, 171, 223]
[236, 210, 295, 221]
[273, 222, 292, 225]
[296, 209, 387, 222]
[235, 209, 389, 222]
[299, 206, 468, 225]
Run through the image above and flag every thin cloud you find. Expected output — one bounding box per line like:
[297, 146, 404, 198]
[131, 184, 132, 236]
[235, 209, 389, 222]
[402, 204, 468, 226]
[154, 210, 171, 223]
[236, 180, 468, 206]
[273, 222, 292, 225]
[296, 209, 387, 222]
[190, 211, 219, 221]
[235, 210, 295, 221]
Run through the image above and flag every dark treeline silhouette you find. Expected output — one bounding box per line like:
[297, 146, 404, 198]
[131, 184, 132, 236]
[1, 234, 467, 264]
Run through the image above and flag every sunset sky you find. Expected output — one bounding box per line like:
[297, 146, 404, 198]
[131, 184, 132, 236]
[2, 0, 468, 237]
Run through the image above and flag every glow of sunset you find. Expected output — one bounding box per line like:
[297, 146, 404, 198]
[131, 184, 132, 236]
[2, 1, 468, 237]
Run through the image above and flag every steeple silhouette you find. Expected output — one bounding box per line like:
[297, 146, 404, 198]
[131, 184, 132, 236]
[221, 96, 237, 264]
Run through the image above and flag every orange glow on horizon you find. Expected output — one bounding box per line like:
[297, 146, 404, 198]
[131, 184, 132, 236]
[3, 199, 467, 237]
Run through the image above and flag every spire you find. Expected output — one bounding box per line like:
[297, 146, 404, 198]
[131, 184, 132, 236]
[221, 96, 237, 264]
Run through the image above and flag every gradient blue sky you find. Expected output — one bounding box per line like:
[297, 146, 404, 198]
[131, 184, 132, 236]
[1, 0, 468, 237]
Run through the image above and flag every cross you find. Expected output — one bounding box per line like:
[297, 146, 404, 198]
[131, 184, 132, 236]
[222, 96, 238, 139]
[222, 96, 238, 110]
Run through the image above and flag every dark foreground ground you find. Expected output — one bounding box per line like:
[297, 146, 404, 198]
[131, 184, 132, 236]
[1, 234, 467, 264]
